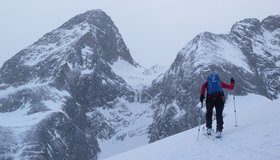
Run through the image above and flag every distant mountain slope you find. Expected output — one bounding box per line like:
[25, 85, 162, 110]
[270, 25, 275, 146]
[145, 15, 280, 142]
[0, 9, 279, 160]
[0, 9, 162, 160]
[104, 94, 280, 160]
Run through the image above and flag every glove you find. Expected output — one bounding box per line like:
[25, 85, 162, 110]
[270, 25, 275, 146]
[200, 95, 205, 103]
[230, 77, 235, 83]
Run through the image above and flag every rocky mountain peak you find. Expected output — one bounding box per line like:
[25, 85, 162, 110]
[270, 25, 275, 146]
[1, 10, 279, 159]
[261, 14, 280, 31]
[147, 15, 280, 143]
[59, 9, 137, 66]
[0, 9, 141, 160]
[230, 18, 262, 38]
[59, 9, 111, 29]
[0, 9, 137, 86]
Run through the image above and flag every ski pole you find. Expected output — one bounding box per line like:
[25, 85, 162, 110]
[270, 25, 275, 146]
[197, 102, 203, 142]
[233, 94, 238, 127]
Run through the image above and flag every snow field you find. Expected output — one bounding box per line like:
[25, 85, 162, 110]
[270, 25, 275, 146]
[111, 58, 167, 90]
[97, 98, 154, 159]
[104, 94, 280, 160]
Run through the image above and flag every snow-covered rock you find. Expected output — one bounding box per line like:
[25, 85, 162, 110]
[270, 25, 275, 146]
[0, 9, 156, 160]
[146, 14, 280, 143]
[0, 9, 279, 160]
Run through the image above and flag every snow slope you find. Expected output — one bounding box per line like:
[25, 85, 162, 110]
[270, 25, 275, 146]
[111, 58, 168, 90]
[104, 94, 280, 160]
[96, 98, 154, 159]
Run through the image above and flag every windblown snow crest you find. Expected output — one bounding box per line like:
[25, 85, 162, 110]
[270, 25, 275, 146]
[0, 9, 279, 160]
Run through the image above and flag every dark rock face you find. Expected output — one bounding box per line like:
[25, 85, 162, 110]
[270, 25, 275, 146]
[58, 9, 136, 66]
[0, 10, 136, 160]
[147, 15, 280, 142]
[0, 9, 279, 159]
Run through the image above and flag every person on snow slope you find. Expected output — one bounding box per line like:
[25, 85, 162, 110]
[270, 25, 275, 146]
[200, 73, 235, 137]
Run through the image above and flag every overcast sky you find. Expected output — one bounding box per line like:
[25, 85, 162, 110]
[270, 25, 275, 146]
[0, 0, 279, 68]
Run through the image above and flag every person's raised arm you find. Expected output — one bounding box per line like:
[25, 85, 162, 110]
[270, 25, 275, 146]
[221, 78, 235, 90]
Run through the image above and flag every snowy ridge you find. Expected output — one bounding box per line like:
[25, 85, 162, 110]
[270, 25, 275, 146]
[21, 22, 92, 66]
[0, 10, 280, 159]
[104, 94, 280, 160]
[178, 32, 253, 74]
[111, 58, 168, 90]
[147, 14, 280, 144]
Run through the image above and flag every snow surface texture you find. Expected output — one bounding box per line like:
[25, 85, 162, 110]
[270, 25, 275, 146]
[92, 59, 167, 159]
[111, 58, 168, 90]
[179, 32, 253, 74]
[95, 98, 154, 159]
[104, 94, 280, 160]
[0, 84, 70, 160]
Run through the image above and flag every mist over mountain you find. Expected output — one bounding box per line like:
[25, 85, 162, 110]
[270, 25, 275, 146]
[0, 9, 279, 160]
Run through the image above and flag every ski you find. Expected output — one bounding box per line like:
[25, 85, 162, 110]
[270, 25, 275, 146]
[202, 127, 223, 140]
[215, 131, 222, 139]
[202, 127, 214, 139]
[215, 135, 222, 139]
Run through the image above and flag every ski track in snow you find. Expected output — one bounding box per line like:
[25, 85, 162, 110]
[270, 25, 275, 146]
[104, 94, 280, 160]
